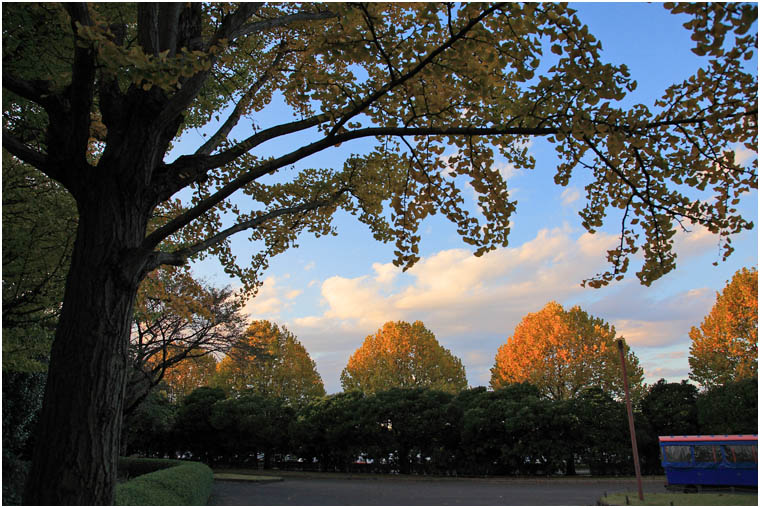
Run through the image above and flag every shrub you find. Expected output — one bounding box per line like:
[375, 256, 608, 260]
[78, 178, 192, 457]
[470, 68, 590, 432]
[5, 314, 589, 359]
[117, 457, 183, 479]
[115, 460, 213, 506]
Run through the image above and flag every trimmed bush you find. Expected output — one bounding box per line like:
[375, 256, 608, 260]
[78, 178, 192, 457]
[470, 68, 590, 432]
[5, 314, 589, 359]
[115, 460, 213, 506]
[118, 457, 184, 479]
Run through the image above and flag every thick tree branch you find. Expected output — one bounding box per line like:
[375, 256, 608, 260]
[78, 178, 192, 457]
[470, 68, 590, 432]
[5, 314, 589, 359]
[155, 4, 260, 133]
[60, 3, 96, 164]
[229, 10, 337, 41]
[151, 98, 755, 255]
[156, 112, 330, 200]
[148, 124, 557, 250]
[194, 42, 289, 156]
[2, 74, 54, 107]
[158, 4, 182, 57]
[636, 108, 757, 132]
[137, 4, 159, 55]
[327, 3, 504, 138]
[2, 132, 52, 175]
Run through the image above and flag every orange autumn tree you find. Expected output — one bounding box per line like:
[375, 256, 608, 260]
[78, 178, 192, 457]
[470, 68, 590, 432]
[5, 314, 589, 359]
[341, 320, 467, 395]
[490, 302, 644, 401]
[215, 320, 325, 407]
[158, 349, 218, 402]
[688, 267, 758, 388]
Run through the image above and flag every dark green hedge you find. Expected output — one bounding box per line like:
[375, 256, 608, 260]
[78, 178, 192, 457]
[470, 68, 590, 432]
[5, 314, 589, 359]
[118, 457, 183, 479]
[115, 460, 213, 506]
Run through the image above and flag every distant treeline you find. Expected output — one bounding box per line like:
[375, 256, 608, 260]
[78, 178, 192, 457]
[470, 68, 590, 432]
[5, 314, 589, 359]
[121, 378, 757, 476]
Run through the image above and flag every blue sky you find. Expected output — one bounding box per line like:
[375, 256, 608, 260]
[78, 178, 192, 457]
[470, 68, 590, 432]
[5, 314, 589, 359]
[173, 3, 758, 393]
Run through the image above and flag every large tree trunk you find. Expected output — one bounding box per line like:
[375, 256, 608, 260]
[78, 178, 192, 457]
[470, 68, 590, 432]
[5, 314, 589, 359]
[23, 186, 150, 505]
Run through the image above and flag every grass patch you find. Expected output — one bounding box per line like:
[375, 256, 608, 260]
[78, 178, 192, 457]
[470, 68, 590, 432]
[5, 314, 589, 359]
[599, 492, 758, 506]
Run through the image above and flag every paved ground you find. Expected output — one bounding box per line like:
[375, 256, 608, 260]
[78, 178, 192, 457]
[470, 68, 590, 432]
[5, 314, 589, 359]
[209, 476, 670, 505]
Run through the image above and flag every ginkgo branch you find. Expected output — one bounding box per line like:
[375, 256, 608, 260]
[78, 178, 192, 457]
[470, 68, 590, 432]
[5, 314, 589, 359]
[2, 73, 54, 107]
[148, 190, 348, 269]
[150, 124, 558, 248]
[2, 131, 53, 177]
[155, 4, 260, 133]
[327, 3, 504, 138]
[229, 9, 337, 40]
[195, 43, 289, 156]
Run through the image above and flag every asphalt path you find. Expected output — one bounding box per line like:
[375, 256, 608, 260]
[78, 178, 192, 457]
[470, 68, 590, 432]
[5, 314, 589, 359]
[210, 477, 670, 505]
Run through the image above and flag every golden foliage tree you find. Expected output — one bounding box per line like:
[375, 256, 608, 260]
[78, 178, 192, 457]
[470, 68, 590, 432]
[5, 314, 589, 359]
[688, 267, 758, 388]
[4, 2, 755, 503]
[159, 349, 218, 402]
[341, 320, 468, 394]
[490, 302, 645, 401]
[215, 320, 325, 406]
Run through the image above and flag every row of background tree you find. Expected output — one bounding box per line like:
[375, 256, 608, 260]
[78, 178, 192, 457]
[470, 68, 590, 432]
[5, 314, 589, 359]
[123, 378, 757, 477]
[3, 154, 756, 477]
[4, 177, 757, 470]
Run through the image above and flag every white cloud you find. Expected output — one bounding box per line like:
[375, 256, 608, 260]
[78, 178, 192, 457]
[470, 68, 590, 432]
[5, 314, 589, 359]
[243, 275, 306, 319]
[286, 289, 303, 300]
[289, 227, 623, 391]
[495, 161, 520, 181]
[614, 319, 686, 348]
[733, 146, 756, 166]
[372, 262, 398, 285]
[304, 261, 316, 271]
[673, 224, 717, 257]
[242, 276, 283, 317]
[560, 187, 582, 206]
[285, 220, 735, 392]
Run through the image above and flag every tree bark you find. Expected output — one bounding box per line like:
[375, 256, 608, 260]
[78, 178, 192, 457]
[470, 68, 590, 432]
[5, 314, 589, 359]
[23, 183, 150, 505]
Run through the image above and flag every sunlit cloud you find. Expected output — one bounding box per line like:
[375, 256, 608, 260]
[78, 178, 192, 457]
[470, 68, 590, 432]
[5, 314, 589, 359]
[372, 262, 397, 285]
[614, 319, 688, 348]
[286, 289, 303, 300]
[288, 227, 625, 390]
[644, 365, 691, 381]
[243, 276, 282, 317]
[243, 275, 304, 318]
[560, 187, 582, 206]
[732, 145, 756, 165]
[249, 220, 742, 392]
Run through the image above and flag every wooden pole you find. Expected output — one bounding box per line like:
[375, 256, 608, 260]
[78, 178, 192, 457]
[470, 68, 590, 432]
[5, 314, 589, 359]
[617, 339, 644, 501]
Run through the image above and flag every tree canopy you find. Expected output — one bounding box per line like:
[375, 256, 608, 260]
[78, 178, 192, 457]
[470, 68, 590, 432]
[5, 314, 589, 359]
[215, 320, 326, 406]
[159, 349, 218, 403]
[2, 155, 76, 372]
[688, 266, 758, 388]
[2, 2, 756, 503]
[341, 320, 468, 394]
[490, 301, 645, 401]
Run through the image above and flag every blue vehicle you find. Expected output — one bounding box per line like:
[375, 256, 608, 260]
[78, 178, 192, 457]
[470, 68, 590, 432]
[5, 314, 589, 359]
[659, 435, 758, 491]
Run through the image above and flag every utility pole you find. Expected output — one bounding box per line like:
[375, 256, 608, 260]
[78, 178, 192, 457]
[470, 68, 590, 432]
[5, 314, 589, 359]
[617, 338, 644, 502]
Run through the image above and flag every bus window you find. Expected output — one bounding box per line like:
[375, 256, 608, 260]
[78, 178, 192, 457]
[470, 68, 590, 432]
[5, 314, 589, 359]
[725, 445, 758, 464]
[694, 445, 721, 464]
[664, 445, 692, 463]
